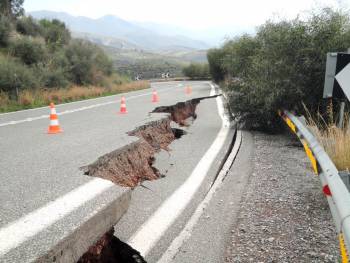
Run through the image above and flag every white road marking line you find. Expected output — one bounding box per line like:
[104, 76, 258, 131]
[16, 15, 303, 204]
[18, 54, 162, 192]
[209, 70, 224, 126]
[0, 178, 114, 256]
[0, 81, 207, 257]
[127, 83, 230, 257]
[157, 130, 242, 263]
[0, 87, 175, 127]
[0, 81, 176, 117]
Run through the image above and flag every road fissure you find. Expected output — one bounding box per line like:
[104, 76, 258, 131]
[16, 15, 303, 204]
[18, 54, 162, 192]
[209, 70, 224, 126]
[82, 95, 219, 188]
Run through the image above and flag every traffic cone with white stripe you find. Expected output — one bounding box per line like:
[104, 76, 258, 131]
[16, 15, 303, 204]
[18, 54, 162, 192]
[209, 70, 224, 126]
[119, 96, 127, 114]
[185, 85, 192, 94]
[152, 90, 159, 103]
[48, 102, 62, 134]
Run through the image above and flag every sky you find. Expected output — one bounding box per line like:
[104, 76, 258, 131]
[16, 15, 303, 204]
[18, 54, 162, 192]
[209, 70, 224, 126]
[24, 0, 350, 45]
[24, 0, 346, 30]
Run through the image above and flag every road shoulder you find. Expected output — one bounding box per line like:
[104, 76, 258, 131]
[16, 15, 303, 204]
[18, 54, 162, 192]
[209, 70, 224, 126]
[171, 131, 254, 263]
[225, 132, 338, 262]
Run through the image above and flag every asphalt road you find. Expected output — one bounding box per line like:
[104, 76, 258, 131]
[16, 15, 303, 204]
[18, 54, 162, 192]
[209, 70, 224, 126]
[0, 81, 234, 262]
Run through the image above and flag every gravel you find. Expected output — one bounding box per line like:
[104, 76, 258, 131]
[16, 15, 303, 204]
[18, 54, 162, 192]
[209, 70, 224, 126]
[225, 132, 338, 263]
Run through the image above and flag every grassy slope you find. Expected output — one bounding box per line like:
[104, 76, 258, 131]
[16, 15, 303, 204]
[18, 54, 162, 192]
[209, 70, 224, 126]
[0, 80, 150, 113]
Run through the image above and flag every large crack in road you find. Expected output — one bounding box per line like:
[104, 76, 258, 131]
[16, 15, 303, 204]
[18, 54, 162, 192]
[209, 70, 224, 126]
[77, 94, 220, 263]
[81, 95, 220, 188]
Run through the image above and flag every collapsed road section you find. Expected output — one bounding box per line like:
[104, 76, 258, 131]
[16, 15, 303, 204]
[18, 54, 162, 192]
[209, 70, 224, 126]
[77, 94, 221, 262]
[82, 95, 220, 188]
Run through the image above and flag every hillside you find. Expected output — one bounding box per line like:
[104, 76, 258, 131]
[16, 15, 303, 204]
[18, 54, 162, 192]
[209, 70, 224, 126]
[100, 43, 207, 79]
[72, 31, 208, 79]
[29, 10, 210, 51]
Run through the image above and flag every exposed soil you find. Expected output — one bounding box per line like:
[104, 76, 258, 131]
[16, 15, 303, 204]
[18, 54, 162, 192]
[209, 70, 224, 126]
[82, 95, 219, 188]
[78, 95, 222, 263]
[82, 139, 159, 187]
[128, 118, 175, 151]
[77, 228, 146, 263]
[152, 95, 220, 126]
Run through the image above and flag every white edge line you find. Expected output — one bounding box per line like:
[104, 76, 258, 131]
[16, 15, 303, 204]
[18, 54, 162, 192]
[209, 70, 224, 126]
[0, 80, 208, 256]
[127, 83, 230, 257]
[0, 84, 152, 117]
[0, 86, 176, 127]
[0, 81, 184, 117]
[157, 130, 242, 263]
[0, 178, 115, 256]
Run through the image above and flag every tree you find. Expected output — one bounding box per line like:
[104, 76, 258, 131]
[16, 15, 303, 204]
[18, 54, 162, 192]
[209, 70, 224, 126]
[0, 57, 38, 94]
[208, 8, 350, 131]
[0, 14, 11, 46]
[207, 48, 226, 82]
[65, 40, 112, 85]
[16, 16, 42, 36]
[10, 37, 47, 65]
[182, 63, 210, 79]
[39, 19, 71, 50]
[0, 0, 24, 18]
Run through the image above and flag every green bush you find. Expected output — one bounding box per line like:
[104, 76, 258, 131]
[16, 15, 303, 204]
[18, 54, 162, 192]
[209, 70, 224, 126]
[65, 40, 94, 85]
[182, 63, 210, 79]
[65, 39, 113, 85]
[39, 68, 69, 88]
[16, 16, 42, 36]
[10, 37, 47, 65]
[0, 57, 38, 93]
[209, 8, 350, 131]
[94, 49, 113, 76]
[207, 48, 226, 82]
[39, 19, 70, 50]
[0, 15, 11, 46]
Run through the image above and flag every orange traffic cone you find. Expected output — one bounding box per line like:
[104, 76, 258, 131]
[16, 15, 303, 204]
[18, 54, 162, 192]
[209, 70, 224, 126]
[152, 90, 159, 103]
[119, 96, 127, 114]
[185, 85, 192, 94]
[48, 103, 62, 134]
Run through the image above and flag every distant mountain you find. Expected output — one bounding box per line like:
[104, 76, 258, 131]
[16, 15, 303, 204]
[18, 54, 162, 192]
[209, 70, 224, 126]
[29, 11, 210, 51]
[72, 31, 141, 50]
[133, 21, 256, 46]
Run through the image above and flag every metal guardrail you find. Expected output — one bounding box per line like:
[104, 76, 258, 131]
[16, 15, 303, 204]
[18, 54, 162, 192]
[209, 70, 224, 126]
[280, 110, 350, 262]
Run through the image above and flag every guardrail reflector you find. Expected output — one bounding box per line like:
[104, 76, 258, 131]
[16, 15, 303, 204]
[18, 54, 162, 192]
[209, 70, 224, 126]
[322, 185, 332, 196]
[285, 117, 296, 133]
[301, 140, 318, 175]
[339, 233, 349, 263]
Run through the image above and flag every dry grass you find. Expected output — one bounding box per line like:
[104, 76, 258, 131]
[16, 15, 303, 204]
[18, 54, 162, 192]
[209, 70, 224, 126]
[304, 105, 350, 171]
[0, 80, 150, 113]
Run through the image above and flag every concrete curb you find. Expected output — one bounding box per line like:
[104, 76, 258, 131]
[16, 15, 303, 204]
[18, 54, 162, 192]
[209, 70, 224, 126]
[40, 189, 131, 263]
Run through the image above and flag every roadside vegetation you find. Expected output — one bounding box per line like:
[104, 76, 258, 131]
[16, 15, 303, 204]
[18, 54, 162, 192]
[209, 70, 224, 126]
[0, 0, 149, 113]
[207, 8, 350, 131]
[103, 46, 186, 79]
[304, 106, 350, 171]
[182, 63, 210, 80]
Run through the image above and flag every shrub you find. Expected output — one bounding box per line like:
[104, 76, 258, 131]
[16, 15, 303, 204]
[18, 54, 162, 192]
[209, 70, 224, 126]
[65, 39, 113, 85]
[94, 49, 113, 76]
[41, 69, 69, 88]
[10, 37, 47, 65]
[16, 16, 42, 36]
[209, 8, 350, 131]
[182, 63, 210, 79]
[207, 48, 226, 82]
[39, 19, 71, 50]
[0, 15, 11, 46]
[65, 40, 94, 85]
[0, 57, 38, 94]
